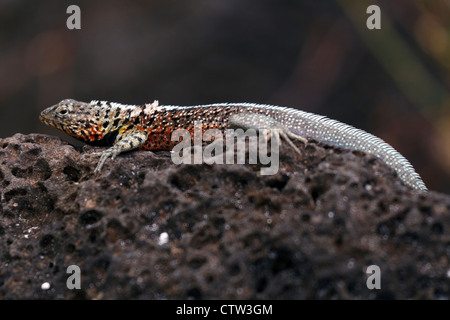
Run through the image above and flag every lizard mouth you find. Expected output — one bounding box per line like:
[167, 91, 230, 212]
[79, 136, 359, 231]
[38, 112, 48, 124]
[39, 109, 53, 125]
[39, 107, 61, 130]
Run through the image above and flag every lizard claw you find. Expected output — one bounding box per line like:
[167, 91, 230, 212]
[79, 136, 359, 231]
[229, 113, 307, 155]
[92, 148, 120, 173]
[261, 127, 306, 156]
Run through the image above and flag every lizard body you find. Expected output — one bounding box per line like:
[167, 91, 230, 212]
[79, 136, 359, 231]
[39, 99, 427, 191]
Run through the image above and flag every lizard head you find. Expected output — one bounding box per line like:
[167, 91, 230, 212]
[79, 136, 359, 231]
[39, 99, 128, 145]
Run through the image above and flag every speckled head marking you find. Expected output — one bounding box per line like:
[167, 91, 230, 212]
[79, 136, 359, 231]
[39, 98, 139, 146]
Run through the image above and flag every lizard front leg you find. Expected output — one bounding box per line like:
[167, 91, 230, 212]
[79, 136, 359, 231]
[91, 128, 148, 173]
[228, 113, 307, 154]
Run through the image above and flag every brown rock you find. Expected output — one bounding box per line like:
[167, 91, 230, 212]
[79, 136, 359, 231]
[0, 133, 449, 299]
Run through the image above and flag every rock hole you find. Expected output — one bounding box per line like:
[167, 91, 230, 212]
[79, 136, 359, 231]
[186, 287, 202, 299]
[4, 188, 27, 201]
[63, 166, 81, 182]
[39, 234, 55, 248]
[25, 148, 41, 157]
[34, 158, 52, 180]
[79, 210, 103, 226]
[189, 256, 207, 270]
[431, 222, 443, 235]
[11, 167, 33, 178]
[256, 277, 268, 293]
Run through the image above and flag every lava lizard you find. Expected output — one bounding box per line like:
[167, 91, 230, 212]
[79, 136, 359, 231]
[39, 99, 427, 191]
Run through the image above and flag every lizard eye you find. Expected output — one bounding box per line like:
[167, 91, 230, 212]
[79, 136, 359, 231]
[58, 108, 68, 115]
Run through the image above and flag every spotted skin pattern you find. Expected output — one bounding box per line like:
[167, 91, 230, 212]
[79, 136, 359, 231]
[40, 99, 427, 190]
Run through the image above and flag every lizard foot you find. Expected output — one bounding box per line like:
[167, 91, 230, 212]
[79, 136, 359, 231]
[229, 113, 307, 155]
[89, 148, 121, 173]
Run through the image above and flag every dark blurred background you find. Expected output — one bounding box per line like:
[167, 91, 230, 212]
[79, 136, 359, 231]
[1, 0, 449, 193]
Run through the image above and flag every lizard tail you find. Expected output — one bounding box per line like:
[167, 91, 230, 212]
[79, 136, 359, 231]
[276, 108, 428, 191]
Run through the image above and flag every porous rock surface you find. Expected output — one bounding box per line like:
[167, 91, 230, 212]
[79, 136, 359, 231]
[0, 133, 449, 299]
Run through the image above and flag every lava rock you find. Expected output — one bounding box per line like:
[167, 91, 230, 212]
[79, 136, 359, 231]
[0, 133, 448, 299]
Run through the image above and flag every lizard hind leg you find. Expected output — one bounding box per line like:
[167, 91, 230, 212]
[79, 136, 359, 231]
[228, 113, 307, 155]
[90, 128, 148, 173]
[277, 130, 306, 155]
